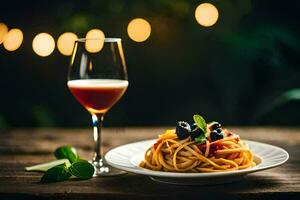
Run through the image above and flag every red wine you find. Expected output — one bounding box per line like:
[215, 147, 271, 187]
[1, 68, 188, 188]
[68, 79, 128, 115]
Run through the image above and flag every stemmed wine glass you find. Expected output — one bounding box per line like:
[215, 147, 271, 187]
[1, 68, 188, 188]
[67, 38, 128, 176]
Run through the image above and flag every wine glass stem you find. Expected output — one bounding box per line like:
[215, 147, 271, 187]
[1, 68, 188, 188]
[92, 114, 104, 167]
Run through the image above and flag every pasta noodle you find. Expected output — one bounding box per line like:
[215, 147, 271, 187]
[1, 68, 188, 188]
[140, 128, 256, 172]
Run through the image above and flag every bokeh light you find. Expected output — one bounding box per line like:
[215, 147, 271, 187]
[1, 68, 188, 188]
[3, 28, 23, 51]
[32, 33, 55, 57]
[195, 3, 219, 27]
[57, 32, 78, 56]
[127, 18, 151, 42]
[0, 23, 8, 44]
[85, 29, 105, 53]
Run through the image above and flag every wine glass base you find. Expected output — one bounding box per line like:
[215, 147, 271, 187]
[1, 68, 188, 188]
[91, 160, 127, 177]
[93, 165, 127, 177]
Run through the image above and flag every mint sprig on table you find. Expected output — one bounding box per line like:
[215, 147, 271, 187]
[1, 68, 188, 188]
[40, 164, 71, 183]
[25, 145, 95, 183]
[54, 145, 78, 163]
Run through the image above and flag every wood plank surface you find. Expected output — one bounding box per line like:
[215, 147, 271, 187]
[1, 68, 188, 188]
[0, 127, 299, 200]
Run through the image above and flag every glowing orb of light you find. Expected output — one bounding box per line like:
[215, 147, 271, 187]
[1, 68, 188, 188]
[3, 28, 23, 51]
[57, 32, 78, 56]
[195, 3, 219, 27]
[85, 29, 105, 53]
[127, 18, 151, 42]
[0, 23, 8, 44]
[32, 33, 55, 57]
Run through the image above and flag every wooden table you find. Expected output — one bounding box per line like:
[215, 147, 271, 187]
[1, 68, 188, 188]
[0, 127, 299, 199]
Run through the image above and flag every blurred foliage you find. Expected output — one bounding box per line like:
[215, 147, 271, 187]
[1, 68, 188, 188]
[31, 105, 56, 127]
[0, 0, 299, 127]
[257, 88, 300, 118]
[0, 115, 9, 129]
[223, 26, 299, 68]
[220, 24, 300, 124]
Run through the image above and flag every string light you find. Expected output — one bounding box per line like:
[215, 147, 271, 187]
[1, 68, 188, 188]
[3, 28, 23, 51]
[57, 32, 78, 56]
[195, 3, 219, 27]
[127, 18, 151, 42]
[85, 29, 105, 53]
[32, 33, 55, 57]
[0, 23, 8, 44]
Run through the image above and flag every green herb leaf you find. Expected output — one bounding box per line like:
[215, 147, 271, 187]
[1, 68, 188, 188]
[54, 145, 78, 163]
[25, 159, 70, 172]
[40, 165, 71, 183]
[69, 160, 95, 179]
[193, 114, 207, 134]
[195, 134, 206, 144]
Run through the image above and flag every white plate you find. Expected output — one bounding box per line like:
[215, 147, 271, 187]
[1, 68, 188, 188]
[105, 139, 289, 185]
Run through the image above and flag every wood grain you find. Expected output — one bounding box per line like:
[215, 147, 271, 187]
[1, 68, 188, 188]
[0, 127, 299, 200]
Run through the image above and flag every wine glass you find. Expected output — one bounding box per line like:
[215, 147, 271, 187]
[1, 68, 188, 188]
[67, 38, 128, 176]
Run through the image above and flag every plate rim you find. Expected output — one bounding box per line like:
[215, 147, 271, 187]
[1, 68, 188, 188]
[105, 139, 289, 178]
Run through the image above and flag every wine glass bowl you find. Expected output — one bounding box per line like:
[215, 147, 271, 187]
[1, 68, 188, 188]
[68, 79, 128, 117]
[67, 38, 128, 176]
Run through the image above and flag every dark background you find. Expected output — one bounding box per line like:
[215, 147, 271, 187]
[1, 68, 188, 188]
[0, 0, 299, 128]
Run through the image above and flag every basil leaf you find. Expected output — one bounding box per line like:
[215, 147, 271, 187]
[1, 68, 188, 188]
[40, 165, 71, 183]
[195, 134, 206, 144]
[193, 114, 207, 134]
[69, 160, 95, 179]
[54, 145, 78, 163]
[25, 159, 70, 172]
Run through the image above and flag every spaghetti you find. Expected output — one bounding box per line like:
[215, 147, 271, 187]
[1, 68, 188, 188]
[140, 121, 256, 173]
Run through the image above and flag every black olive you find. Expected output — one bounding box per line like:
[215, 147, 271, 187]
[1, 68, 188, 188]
[190, 128, 204, 140]
[176, 121, 191, 140]
[210, 130, 224, 141]
[190, 123, 198, 132]
[209, 121, 221, 131]
[190, 123, 206, 139]
[216, 128, 222, 133]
